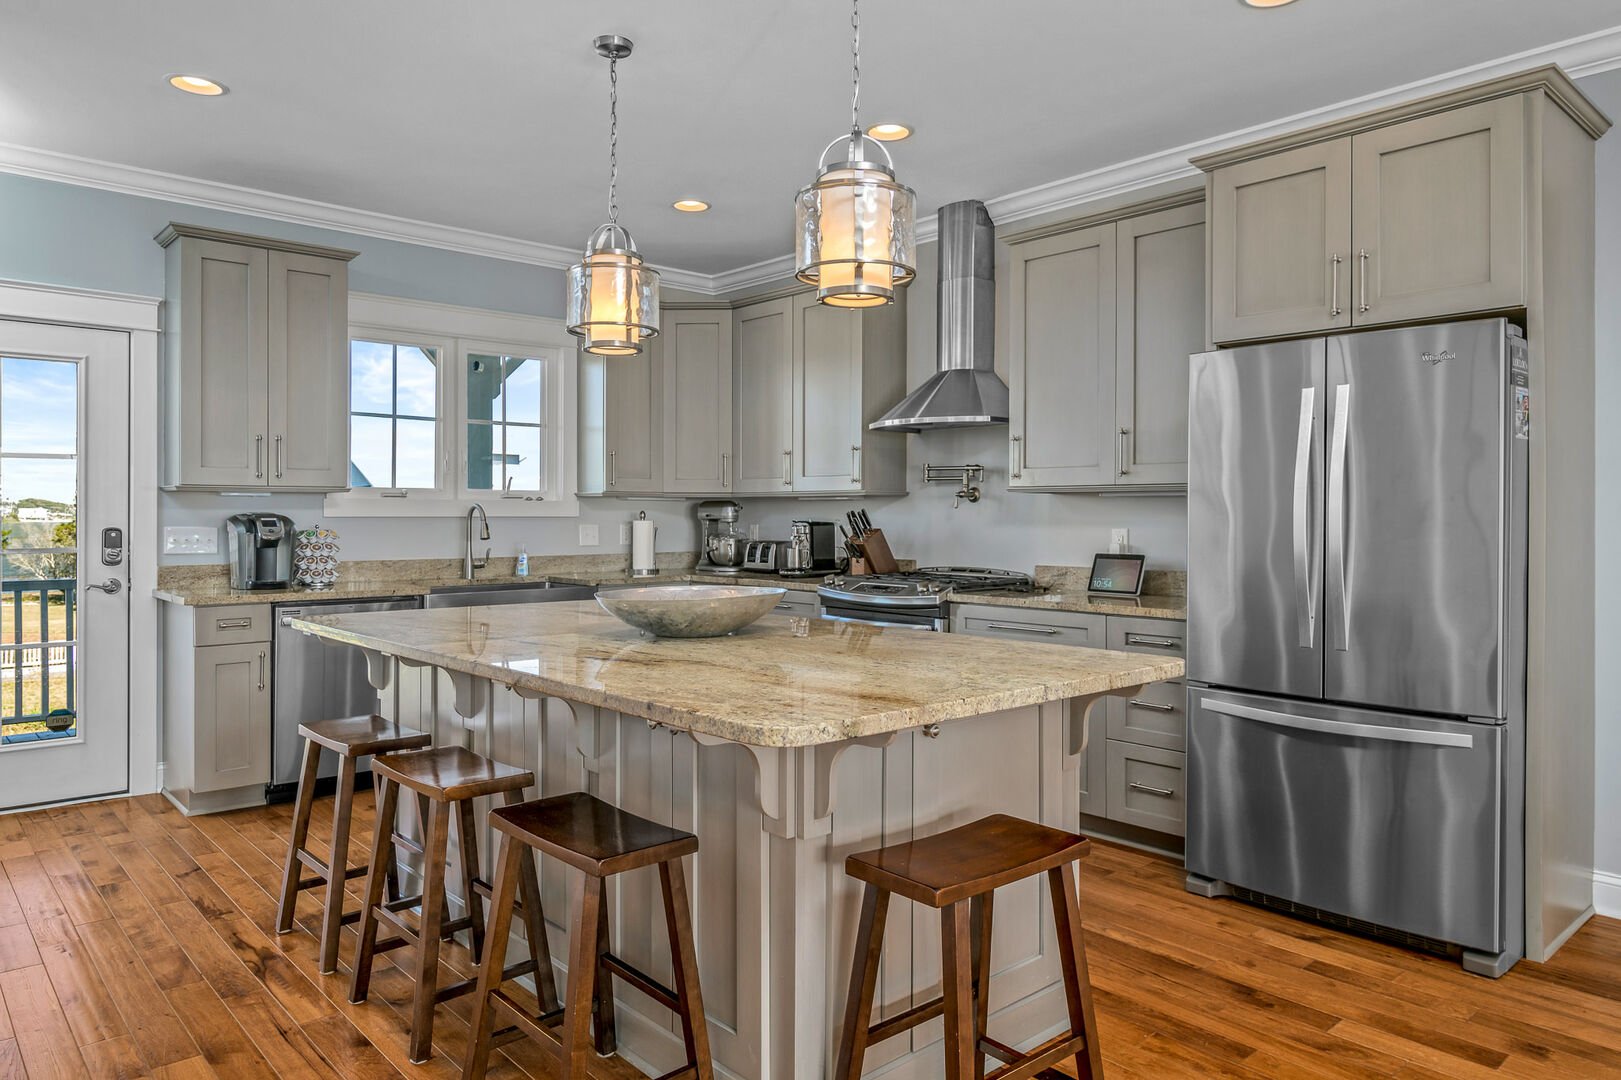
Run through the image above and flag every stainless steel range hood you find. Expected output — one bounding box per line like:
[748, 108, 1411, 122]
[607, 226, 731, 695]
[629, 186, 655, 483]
[870, 199, 1008, 432]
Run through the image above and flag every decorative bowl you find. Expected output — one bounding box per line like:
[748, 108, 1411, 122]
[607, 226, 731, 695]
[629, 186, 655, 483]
[596, 584, 787, 638]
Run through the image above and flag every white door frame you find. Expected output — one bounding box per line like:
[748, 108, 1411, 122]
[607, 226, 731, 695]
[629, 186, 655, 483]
[0, 279, 161, 801]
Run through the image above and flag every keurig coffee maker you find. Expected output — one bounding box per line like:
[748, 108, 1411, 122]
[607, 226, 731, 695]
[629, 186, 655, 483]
[225, 513, 295, 590]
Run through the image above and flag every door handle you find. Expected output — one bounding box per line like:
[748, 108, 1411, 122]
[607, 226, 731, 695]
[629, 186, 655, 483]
[782, 449, 792, 487]
[1128, 781, 1176, 798]
[1357, 249, 1371, 314]
[1010, 435, 1023, 480]
[1117, 428, 1130, 476]
[1327, 383, 1351, 652]
[1128, 698, 1176, 713]
[721, 452, 730, 489]
[85, 578, 123, 596]
[219, 616, 255, 630]
[255, 434, 264, 479]
[274, 434, 284, 479]
[258, 649, 267, 691]
[851, 445, 862, 485]
[608, 449, 616, 488]
[1330, 253, 1343, 319]
[984, 622, 1059, 635]
[1292, 386, 1317, 649]
[1203, 698, 1474, 748]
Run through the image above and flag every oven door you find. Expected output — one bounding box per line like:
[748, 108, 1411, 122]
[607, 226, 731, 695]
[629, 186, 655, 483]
[819, 599, 944, 631]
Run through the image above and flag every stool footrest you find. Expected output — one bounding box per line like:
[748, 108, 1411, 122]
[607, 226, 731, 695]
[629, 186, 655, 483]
[490, 988, 566, 1044]
[390, 832, 425, 857]
[602, 951, 680, 1013]
[294, 850, 368, 885]
[867, 995, 946, 1044]
[981, 1031, 1089, 1080]
[652, 1067, 701, 1080]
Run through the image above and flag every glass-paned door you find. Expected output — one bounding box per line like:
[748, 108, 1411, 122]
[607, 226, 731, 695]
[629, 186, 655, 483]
[0, 321, 129, 810]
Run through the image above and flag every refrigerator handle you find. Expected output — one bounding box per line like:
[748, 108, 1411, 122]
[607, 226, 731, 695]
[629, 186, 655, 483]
[1292, 387, 1317, 648]
[1202, 699, 1475, 749]
[1327, 383, 1351, 652]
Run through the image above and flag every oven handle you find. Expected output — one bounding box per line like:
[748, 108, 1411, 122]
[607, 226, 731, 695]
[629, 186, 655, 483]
[820, 612, 940, 632]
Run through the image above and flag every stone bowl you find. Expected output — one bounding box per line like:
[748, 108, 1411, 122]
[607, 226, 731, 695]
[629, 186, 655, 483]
[596, 584, 788, 638]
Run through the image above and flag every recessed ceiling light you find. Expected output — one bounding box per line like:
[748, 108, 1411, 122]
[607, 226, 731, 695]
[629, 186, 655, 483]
[866, 122, 912, 142]
[1242, 0, 1299, 7]
[168, 74, 227, 96]
[672, 199, 710, 213]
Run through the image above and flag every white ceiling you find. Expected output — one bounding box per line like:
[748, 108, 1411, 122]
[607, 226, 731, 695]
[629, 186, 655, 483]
[3, 0, 1619, 282]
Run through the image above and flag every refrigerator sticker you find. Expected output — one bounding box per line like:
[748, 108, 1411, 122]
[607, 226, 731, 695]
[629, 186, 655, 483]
[1514, 387, 1531, 440]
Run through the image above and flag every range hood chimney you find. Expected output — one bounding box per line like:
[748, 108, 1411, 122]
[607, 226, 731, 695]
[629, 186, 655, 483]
[870, 199, 1008, 432]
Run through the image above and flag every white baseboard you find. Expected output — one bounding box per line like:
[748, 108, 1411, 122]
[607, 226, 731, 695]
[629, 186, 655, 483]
[1595, 871, 1621, 919]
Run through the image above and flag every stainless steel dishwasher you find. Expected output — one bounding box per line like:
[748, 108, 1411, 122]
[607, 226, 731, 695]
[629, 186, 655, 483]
[269, 595, 422, 800]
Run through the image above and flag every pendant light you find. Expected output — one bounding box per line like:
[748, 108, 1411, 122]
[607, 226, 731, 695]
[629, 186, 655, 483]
[794, 0, 916, 308]
[567, 35, 660, 356]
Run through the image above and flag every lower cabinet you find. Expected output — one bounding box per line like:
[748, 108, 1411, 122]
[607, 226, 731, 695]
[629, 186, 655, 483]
[770, 590, 820, 616]
[162, 603, 273, 814]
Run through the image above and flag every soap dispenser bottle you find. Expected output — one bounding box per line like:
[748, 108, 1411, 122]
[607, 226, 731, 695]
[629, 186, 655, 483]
[516, 545, 529, 578]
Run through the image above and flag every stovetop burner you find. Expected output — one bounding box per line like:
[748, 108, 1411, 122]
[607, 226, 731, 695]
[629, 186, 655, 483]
[818, 566, 1037, 608]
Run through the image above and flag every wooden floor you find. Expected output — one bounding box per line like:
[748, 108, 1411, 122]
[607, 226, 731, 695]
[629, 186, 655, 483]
[0, 793, 1617, 1080]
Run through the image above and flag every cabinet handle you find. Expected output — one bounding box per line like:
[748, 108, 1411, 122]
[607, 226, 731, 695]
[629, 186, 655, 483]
[1357, 248, 1371, 314]
[1011, 435, 1023, 479]
[215, 617, 252, 630]
[1128, 781, 1176, 798]
[1125, 633, 1181, 650]
[1128, 698, 1177, 713]
[274, 435, 284, 479]
[782, 449, 792, 487]
[721, 452, 730, 489]
[851, 445, 862, 485]
[608, 449, 616, 488]
[1117, 428, 1130, 476]
[257, 649, 267, 691]
[1330, 253, 1343, 319]
[255, 435, 264, 479]
[985, 622, 1059, 635]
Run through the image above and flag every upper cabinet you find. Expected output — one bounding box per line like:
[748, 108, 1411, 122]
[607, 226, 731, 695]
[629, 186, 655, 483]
[158, 224, 356, 491]
[661, 307, 734, 494]
[732, 297, 795, 494]
[1201, 79, 1593, 344]
[1007, 197, 1206, 492]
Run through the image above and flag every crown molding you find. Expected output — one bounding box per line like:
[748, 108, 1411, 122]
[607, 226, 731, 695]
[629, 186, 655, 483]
[1, 25, 1616, 298]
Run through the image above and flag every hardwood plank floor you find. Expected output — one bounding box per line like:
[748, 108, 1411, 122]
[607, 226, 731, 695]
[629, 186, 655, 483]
[0, 792, 1616, 1079]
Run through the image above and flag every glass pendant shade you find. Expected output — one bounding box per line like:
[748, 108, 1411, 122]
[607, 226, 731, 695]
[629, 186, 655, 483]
[567, 224, 660, 356]
[796, 144, 916, 308]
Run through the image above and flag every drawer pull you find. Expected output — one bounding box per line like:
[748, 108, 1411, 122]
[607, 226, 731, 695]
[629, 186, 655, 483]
[985, 622, 1059, 635]
[1128, 699, 1176, 713]
[1125, 633, 1181, 649]
[215, 617, 253, 630]
[1128, 781, 1176, 798]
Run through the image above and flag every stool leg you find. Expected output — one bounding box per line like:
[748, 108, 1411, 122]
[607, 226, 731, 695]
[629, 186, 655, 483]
[834, 883, 890, 1080]
[349, 775, 399, 1004]
[940, 900, 976, 1080]
[461, 829, 523, 1080]
[275, 738, 322, 934]
[659, 858, 713, 1079]
[455, 798, 487, 959]
[317, 754, 358, 974]
[970, 892, 994, 1080]
[561, 871, 604, 1080]
[1048, 864, 1103, 1080]
[409, 798, 453, 1064]
[505, 789, 559, 1014]
[592, 881, 617, 1055]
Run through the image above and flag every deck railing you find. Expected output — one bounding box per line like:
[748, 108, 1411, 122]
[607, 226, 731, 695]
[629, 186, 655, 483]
[1, 577, 77, 739]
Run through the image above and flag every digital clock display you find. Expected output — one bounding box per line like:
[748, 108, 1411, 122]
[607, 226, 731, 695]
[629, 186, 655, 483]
[1088, 554, 1146, 597]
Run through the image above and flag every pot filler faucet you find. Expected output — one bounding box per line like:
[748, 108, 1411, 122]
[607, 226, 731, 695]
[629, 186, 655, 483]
[465, 503, 491, 579]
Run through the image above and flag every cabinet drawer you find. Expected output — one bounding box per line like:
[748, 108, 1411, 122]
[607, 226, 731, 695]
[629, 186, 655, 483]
[954, 605, 1106, 648]
[771, 591, 818, 615]
[194, 605, 272, 646]
[1105, 740, 1186, 837]
[1106, 615, 1185, 657]
[1106, 680, 1187, 752]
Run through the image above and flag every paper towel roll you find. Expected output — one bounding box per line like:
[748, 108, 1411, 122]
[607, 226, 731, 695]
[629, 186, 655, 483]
[631, 515, 657, 576]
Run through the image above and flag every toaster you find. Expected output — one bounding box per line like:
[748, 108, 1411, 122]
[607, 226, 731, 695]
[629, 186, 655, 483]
[742, 540, 786, 573]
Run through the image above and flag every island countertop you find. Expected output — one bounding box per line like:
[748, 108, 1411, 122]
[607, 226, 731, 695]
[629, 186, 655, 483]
[293, 601, 1184, 748]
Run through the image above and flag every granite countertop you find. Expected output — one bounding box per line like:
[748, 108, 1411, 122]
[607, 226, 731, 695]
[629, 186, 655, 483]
[292, 602, 1184, 748]
[950, 589, 1187, 621]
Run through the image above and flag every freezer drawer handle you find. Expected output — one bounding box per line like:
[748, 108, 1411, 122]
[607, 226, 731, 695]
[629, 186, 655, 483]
[1327, 383, 1351, 651]
[215, 617, 253, 630]
[1128, 781, 1176, 798]
[1125, 633, 1180, 649]
[1128, 698, 1177, 713]
[1202, 699, 1475, 749]
[985, 622, 1060, 635]
[1292, 386, 1317, 649]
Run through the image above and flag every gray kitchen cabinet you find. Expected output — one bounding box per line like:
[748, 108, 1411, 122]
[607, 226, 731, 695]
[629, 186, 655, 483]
[162, 603, 273, 815]
[661, 307, 734, 494]
[770, 590, 819, 616]
[598, 341, 662, 495]
[1105, 741, 1186, 837]
[158, 224, 356, 492]
[732, 297, 795, 494]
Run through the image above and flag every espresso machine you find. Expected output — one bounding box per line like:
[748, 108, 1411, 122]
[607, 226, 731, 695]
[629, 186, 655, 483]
[695, 500, 745, 574]
[782, 520, 841, 576]
[226, 513, 295, 590]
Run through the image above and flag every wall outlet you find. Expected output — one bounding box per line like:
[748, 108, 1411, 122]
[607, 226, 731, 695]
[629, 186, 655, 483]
[1110, 528, 1130, 554]
[619, 521, 632, 545]
[163, 526, 218, 554]
[578, 524, 600, 546]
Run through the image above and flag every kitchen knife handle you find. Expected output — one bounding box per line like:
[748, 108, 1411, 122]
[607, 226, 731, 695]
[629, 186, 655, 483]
[1327, 383, 1351, 651]
[1293, 386, 1317, 649]
[1330, 253, 1343, 318]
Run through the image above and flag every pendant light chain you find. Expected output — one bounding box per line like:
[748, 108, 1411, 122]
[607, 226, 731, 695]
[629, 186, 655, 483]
[849, 0, 861, 139]
[608, 53, 619, 225]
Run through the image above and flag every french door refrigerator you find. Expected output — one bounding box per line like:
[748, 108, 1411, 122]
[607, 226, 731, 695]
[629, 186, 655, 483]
[1185, 317, 1528, 977]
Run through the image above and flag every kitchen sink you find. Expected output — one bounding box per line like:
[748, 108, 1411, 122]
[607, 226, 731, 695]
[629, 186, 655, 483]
[422, 581, 597, 609]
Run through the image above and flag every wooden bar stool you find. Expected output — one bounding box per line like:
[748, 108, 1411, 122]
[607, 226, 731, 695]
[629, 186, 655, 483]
[461, 792, 712, 1080]
[836, 814, 1104, 1080]
[276, 714, 431, 974]
[350, 746, 558, 1064]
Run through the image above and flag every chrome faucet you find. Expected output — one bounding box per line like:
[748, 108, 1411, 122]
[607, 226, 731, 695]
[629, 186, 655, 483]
[464, 503, 491, 580]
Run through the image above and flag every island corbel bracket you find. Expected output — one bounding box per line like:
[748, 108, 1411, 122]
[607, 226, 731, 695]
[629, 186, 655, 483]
[445, 669, 488, 720]
[359, 647, 394, 692]
[688, 732, 896, 840]
[1063, 688, 1144, 765]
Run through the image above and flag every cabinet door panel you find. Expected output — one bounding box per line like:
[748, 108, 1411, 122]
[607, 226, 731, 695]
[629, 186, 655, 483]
[183, 239, 268, 486]
[662, 310, 734, 493]
[1009, 224, 1116, 488]
[732, 298, 794, 493]
[604, 342, 660, 493]
[194, 642, 271, 793]
[793, 295, 863, 492]
[1350, 96, 1525, 325]
[1116, 203, 1205, 486]
[267, 251, 349, 489]
[1210, 140, 1352, 343]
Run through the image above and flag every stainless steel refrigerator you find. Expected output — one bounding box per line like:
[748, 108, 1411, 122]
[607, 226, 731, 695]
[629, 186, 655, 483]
[1184, 317, 1528, 978]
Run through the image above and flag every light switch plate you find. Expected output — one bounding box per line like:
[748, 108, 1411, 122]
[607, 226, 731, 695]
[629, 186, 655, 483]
[578, 524, 600, 546]
[1110, 528, 1129, 553]
[163, 526, 218, 554]
[619, 522, 632, 544]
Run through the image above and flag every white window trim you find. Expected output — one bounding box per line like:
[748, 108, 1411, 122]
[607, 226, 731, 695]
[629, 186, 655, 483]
[324, 293, 581, 518]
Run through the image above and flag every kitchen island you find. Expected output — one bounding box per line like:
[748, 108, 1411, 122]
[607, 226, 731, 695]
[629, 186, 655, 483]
[293, 601, 1183, 1079]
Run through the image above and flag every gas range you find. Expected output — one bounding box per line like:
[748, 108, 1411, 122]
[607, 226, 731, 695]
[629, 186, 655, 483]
[818, 567, 1037, 630]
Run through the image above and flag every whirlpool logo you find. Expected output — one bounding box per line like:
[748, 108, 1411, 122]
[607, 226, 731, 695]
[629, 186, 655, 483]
[1420, 348, 1456, 366]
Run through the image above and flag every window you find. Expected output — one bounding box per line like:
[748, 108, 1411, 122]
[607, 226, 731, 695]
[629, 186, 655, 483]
[348, 339, 440, 490]
[465, 353, 545, 495]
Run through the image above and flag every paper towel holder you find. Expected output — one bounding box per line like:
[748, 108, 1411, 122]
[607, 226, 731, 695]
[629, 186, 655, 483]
[631, 510, 660, 578]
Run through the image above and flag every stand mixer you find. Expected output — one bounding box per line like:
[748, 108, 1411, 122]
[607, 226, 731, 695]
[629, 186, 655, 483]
[696, 500, 746, 574]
